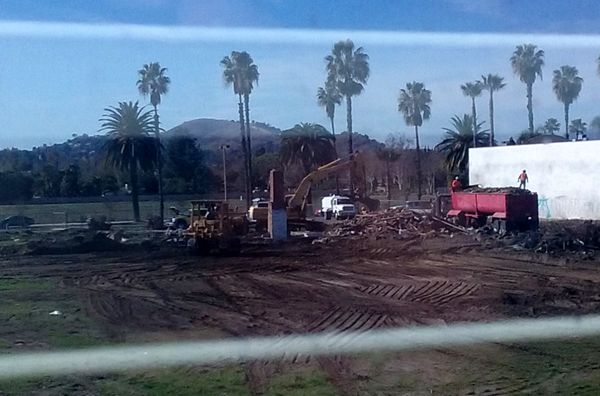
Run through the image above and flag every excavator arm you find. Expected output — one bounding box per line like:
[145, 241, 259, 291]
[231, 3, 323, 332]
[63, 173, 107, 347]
[287, 153, 379, 215]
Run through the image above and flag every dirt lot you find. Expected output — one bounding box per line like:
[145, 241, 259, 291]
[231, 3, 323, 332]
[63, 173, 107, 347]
[3, 224, 600, 394]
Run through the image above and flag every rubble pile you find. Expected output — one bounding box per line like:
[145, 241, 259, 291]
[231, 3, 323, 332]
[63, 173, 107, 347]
[464, 186, 532, 195]
[482, 220, 600, 258]
[321, 208, 459, 243]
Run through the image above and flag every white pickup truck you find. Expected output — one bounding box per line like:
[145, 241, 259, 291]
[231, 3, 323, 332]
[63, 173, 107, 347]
[321, 195, 356, 220]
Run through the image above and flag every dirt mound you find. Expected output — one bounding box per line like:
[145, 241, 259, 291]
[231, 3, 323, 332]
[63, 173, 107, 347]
[464, 186, 532, 194]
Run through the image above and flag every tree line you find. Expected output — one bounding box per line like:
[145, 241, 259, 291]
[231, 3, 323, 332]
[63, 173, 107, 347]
[6, 39, 600, 220]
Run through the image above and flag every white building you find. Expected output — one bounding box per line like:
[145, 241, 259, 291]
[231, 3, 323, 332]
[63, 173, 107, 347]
[469, 140, 600, 220]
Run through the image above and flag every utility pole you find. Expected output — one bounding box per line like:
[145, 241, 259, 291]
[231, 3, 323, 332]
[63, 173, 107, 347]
[220, 144, 230, 201]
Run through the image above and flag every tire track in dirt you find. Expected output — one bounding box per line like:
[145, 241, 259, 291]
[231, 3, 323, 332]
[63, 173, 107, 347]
[358, 279, 480, 306]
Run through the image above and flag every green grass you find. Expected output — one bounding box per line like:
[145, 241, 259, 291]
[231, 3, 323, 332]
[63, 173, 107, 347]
[0, 276, 106, 352]
[97, 367, 250, 396]
[265, 370, 338, 396]
[0, 198, 248, 224]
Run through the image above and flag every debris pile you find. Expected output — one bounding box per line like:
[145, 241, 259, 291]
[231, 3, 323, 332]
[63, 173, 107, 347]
[319, 208, 461, 243]
[464, 187, 532, 195]
[482, 220, 600, 258]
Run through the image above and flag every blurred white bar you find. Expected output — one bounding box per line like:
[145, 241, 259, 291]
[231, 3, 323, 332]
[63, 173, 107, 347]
[1, 315, 599, 378]
[0, 20, 598, 48]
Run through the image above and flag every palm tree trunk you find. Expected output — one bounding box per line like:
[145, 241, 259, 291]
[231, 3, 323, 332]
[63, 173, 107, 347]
[153, 106, 164, 225]
[346, 95, 353, 155]
[130, 160, 140, 222]
[244, 93, 253, 197]
[527, 83, 534, 134]
[489, 91, 494, 146]
[415, 125, 422, 200]
[564, 102, 570, 139]
[471, 97, 477, 148]
[330, 115, 340, 194]
[237, 94, 249, 209]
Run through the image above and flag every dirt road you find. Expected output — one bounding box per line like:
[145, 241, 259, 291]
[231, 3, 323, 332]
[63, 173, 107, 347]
[3, 234, 600, 394]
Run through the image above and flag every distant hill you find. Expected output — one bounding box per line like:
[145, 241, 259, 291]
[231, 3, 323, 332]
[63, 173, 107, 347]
[167, 118, 281, 154]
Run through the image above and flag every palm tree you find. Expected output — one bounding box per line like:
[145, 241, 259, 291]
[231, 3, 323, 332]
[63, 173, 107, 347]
[236, 52, 259, 191]
[569, 118, 587, 140]
[325, 39, 370, 155]
[280, 123, 336, 175]
[137, 62, 170, 224]
[317, 77, 342, 149]
[510, 44, 545, 133]
[436, 114, 489, 174]
[543, 118, 560, 135]
[100, 102, 157, 222]
[221, 51, 255, 207]
[480, 74, 506, 146]
[552, 65, 583, 139]
[460, 81, 483, 147]
[397, 81, 432, 199]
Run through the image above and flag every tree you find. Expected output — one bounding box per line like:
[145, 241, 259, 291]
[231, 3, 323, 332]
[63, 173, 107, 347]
[376, 140, 401, 202]
[460, 81, 483, 147]
[569, 118, 587, 140]
[317, 77, 342, 150]
[552, 65, 583, 139]
[517, 129, 542, 144]
[221, 51, 258, 208]
[510, 44, 545, 133]
[60, 164, 81, 197]
[280, 123, 336, 175]
[100, 101, 158, 222]
[397, 81, 432, 199]
[543, 118, 560, 135]
[137, 62, 170, 223]
[325, 39, 370, 155]
[436, 114, 489, 174]
[163, 135, 212, 193]
[480, 74, 506, 146]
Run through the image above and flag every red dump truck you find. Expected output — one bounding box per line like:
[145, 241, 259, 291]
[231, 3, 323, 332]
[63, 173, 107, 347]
[446, 188, 539, 233]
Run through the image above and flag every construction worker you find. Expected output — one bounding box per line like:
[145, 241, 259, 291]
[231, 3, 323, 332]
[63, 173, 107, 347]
[518, 170, 529, 189]
[450, 176, 462, 192]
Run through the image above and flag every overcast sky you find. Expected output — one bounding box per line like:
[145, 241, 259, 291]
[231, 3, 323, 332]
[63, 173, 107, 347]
[2, 0, 600, 149]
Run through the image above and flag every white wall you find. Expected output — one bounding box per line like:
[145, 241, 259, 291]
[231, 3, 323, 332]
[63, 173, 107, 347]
[469, 140, 600, 220]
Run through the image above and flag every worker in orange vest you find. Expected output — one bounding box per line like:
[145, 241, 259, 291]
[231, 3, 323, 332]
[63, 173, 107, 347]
[518, 170, 529, 189]
[450, 176, 462, 192]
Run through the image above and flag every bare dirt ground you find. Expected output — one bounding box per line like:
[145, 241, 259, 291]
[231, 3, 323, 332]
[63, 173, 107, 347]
[3, 229, 600, 394]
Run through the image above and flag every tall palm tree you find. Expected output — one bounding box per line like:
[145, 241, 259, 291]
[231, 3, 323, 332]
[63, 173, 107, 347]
[510, 44, 545, 133]
[543, 118, 560, 135]
[100, 102, 157, 222]
[325, 39, 370, 155]
[436, 114, 489, 174]
[280, 123, 336, 175]
[461, 81, 483, 147]
[137, 62, 170, 224]
[317, 77, 342, 149]
[236, 52, 259, 191]
[221, 51, 252, 207]
[480, 74, 506, 146]
[397, 81, 432, 199]
[552, 65, 583, 139]
[569, 118, 587, 140]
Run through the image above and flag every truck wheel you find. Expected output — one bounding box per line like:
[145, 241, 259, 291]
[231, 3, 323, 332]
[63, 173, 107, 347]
[325, 211, 331, 220]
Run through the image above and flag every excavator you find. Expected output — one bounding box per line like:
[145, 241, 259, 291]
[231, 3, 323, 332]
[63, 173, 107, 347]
[250, 152, 380, 230]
